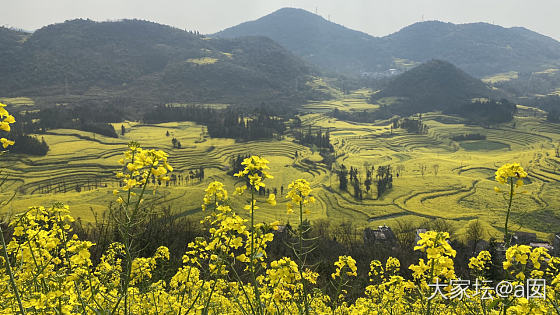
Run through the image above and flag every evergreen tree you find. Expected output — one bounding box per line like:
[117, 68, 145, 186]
[338, 165, 348, 191]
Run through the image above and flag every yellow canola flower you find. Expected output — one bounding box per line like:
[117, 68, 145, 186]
[332, 255, 358, 279]
[0, 102, 15, 145]
[286, 179, 315, 214]
[495, 162, 527, 185]
[266, 193, 276, 206]
[234, 155, 273, 191]
[0, 137, 14, 148]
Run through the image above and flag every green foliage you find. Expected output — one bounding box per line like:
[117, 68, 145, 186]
[447, 99, 517, 126]
[9, 135, 49, 156]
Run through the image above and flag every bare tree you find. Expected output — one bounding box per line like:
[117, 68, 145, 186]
[395, 164, 405, 176]
[313, 218, 331, 239]
[433, 164, 439, 177]
[426, 218, 454, 238]
[419, 164, 427, 177]
[465, 220, 486, 255]
[393, 219, 417, 250]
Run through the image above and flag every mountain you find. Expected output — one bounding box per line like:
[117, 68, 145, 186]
[0, 27, 28, 76]
[214, 8, 560, 77]
[214, 8, 392, 74]
[373, 60, 494, 115]
[0, 19, 317, 106]
[383, 21, 560, 77]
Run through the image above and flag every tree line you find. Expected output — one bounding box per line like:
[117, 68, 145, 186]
[292, 126, 334, 151]
[392, 116, 428, 134]
[15, 103, 122, 138]
[144, 105, 287, 141]
[3, 114, 49, 156]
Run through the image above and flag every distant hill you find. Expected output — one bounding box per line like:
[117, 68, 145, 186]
[370, 60, 515, 124]
[376, 60, 493, 111]
[383, 21, 560, 77]
[215, 8, 560, 77]
[0, 19, 318, 106]
[214, 8, 391, 75]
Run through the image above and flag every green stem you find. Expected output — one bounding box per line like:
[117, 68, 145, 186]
[298, 197, 310, 315]
[425, 257, 436, 315]
[504, 179, 514, 247]
[0, 225, 26, 314]
[249, 186, 262, 314]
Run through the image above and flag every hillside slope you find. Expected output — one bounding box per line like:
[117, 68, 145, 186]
[0, 19, 317, 106]
[374, 60, 496, 115]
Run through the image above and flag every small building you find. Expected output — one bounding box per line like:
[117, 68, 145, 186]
[553, 233, 560, 256]
[511, 232, 537, 245]
[529, 242, 554, 251]
[364, 225, 397, 247]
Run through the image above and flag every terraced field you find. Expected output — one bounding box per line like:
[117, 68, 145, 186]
[2, 91, 560, 241]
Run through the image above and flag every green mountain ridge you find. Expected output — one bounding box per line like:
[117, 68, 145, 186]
[0, 19, 318, 106]
[215, 8, 560, 77]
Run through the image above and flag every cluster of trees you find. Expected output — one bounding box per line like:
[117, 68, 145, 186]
[336, 164, 393, 199]
[446, 99, 517, 126]
[120, 170, 205, 188]
[16, 103, 122, 138]
[375, 165, 393, 199]
[4, 118, 49, 156]
[329, 108, 382, 124]
[392, 116, 428, 134]
[451, 133, 486, 141]
[144, 105, 286, 141]
[171, 137, 182, 149]
[547, 109, 560, 123]
[293, 126, 334, 151]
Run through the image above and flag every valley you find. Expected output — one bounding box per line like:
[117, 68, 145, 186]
[3, 89, 560, 242]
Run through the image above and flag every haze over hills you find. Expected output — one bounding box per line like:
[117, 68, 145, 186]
[215, 8, 560, 77]
[0, 19, 318, 106]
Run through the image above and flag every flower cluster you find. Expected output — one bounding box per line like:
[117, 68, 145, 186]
[234, 156, 276, 213]
[202, 181, 228, 210]
[0, 102, 15, 149]
[114, 141, 172, 196]
[2, 154, 560, 314]
[234, 155, 273, 191]
[494, 162, 527, 188]
[468, 250, 492, 273]
[410, 231, 456, 281]
[332, 255, 358, 279]
[286, 178, 315, 214]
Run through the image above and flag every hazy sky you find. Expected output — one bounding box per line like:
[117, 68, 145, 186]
[3, 0, 560, 40]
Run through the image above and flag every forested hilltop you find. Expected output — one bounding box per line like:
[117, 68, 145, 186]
[0, 19, 326, 107]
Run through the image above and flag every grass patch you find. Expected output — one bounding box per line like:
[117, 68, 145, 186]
[459, 140, 510, 151]
[187, 57, 219, 65]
